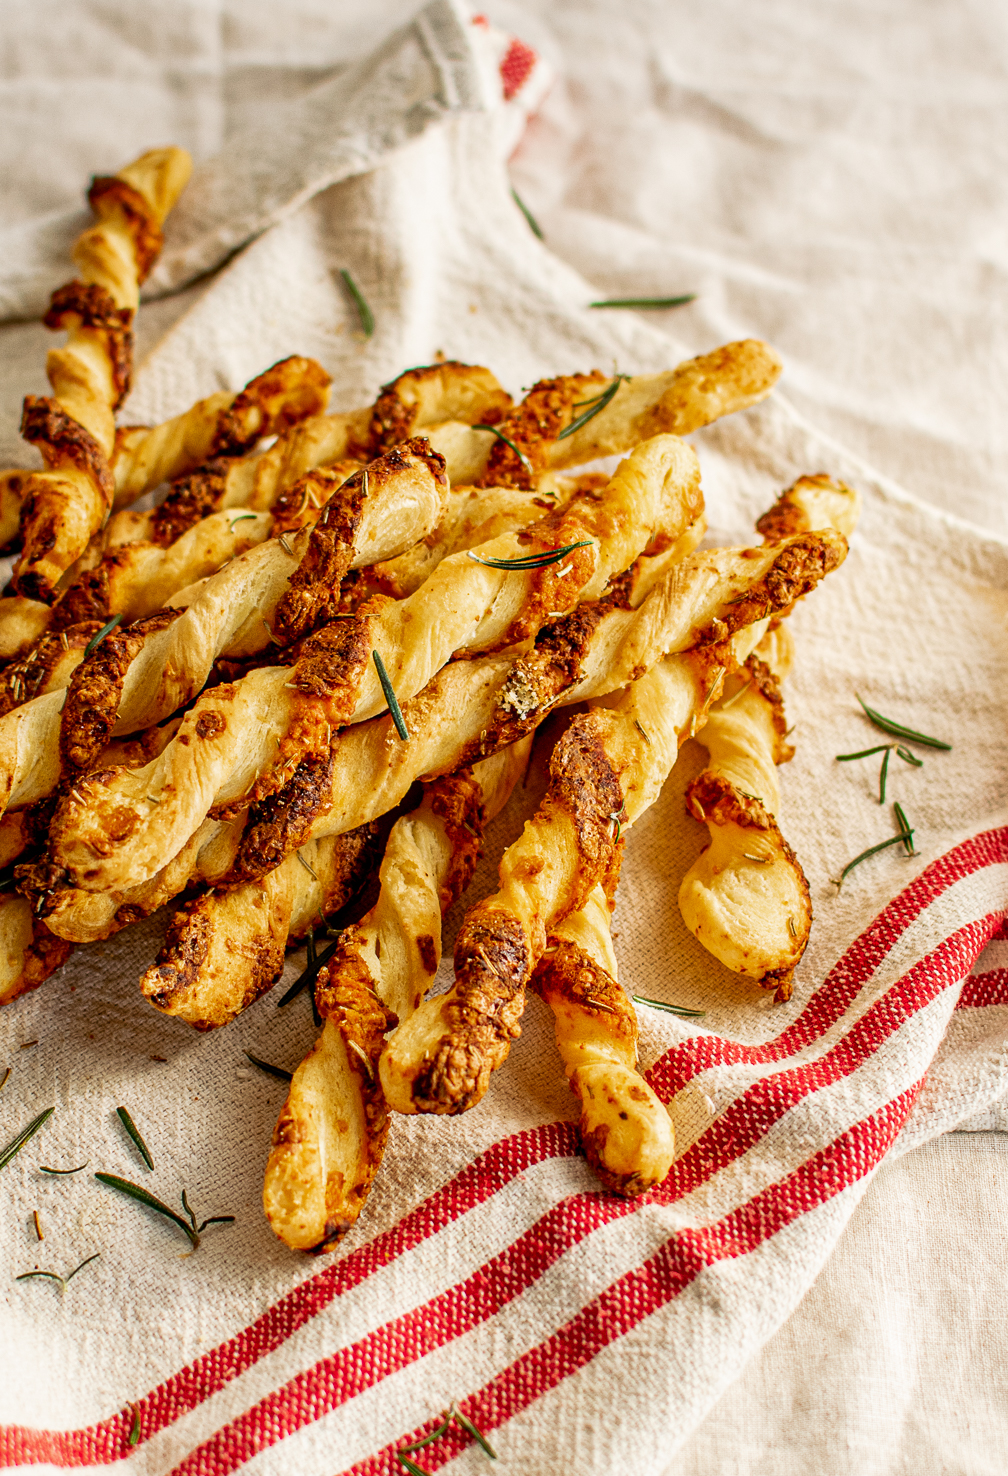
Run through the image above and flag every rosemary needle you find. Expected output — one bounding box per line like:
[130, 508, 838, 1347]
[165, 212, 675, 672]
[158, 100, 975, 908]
[0, 1106, 54, 1173]
[632, 995, 706, 1020]
[373, 650, 409, 740]
[472, 423, 534, 477]
[39, 1161, 89, 1176]
[856, 695, 951, 751]
[878, 746, 891, 805]
[116, 1106, 154, 1171]
[894, 801, 917, 856]
[0, 1065, 9, 1094]
[279, 939, 340, 1006]
[466, 538, 593, 571]
[511, 186, 543, 239]
[244, 1052, 293, 1083]
[16, 1251, 100, 1293]
[128, 1406, 141, 1447]
[340, 268, 374, 338]
[83, 613, 123, 658]
[590, 293, 696, 310]
[831, 828, 915, 889]
[556, 375, 628, 441]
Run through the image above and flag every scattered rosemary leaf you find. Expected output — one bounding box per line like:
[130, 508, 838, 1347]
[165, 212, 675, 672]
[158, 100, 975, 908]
[396, 1455, 429, 1476]
[831, 830, 913, 890]
[787, 916, 798, 939]
[340, 268, 374, 338]
[228, 511, 257, 526]
[33, 1209, 43, 1241]
[277, 533, 293, 555]
[472, 423, 534, 477]
[0, 1066, 9, 1094]
[373, 650, 409, 740]
[40, 1161, 88, 1176]
[590, 294, 695, 310]
[856, 695, 951, 750]
[510, 187, 543, 239]
[83, 613, 123, 658]
[466, 538, 593, 572]
[116, 1106, 154, 1171]
[742, 852, 771, 864]
[894, 801, 917, 856]
[634, 718, 651, 745]
[556, 375, 628, 441]
[128, 1406, 141, 1447]
[20, 1040, 38, 1050]
[244, 1052, 293, 1083]
[878, 746, 891, 805]
[279, 939, 340, 1007]
[0, 1107, 54, 1173]
[296, 851, 318, 880]
[452, 1407, 497, 1459]
[836, 744, 893, 761]
[632, 995, 706, 1019]
[16, 1251, 99, 1293]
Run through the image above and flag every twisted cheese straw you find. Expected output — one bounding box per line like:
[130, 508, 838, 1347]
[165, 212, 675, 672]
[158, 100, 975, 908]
[68, 529, 843, 902]
[138, 823, 383, 1030]
[0, 439, 448, 812]
[378, 516, 850, 1115]
[47, 435, 706, 885]
[14, 149, 192, 598]
[531, 884, 675, 1195]
[677, 474, 862, 1002]
[263, 740, 530, 1252]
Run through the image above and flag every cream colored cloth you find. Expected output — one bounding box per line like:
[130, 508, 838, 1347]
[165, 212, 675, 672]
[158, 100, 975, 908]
[0, 4, 1006, 1474]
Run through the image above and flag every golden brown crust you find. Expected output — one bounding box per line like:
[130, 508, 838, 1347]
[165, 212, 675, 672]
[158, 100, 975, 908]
[697, 532, 847, 645]
[148, 460, 232, 547]
[273, 438, 448, 644]
[20, 396, 113, 502]
[141, 823, 379, 1030]
[478, 373, 606, 489]
[0, 622, 101, 716]
[87, 175, 162, 282]
[43, 282, 132, 407]
[368, 362, 512, 456]
[59, 609, 181, 773]
[270, 462, 361, 537]
[424, 768, 483, 911]
[210, 356, 332, 457]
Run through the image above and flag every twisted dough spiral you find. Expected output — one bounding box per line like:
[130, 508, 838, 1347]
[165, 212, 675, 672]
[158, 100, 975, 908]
[14, 149, 192, 599]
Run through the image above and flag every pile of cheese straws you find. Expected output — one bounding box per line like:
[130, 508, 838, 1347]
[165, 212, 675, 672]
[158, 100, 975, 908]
[0, 149, 857, 1250]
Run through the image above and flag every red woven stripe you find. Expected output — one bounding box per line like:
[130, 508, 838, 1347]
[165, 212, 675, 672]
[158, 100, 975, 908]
[958, 968, 1008, 1009]
[345, 1085, 922, 1476]
[3, 826, 1004, 1468]
[650, 826, 1008, 1101]
[154, 917, 988, 1476]
[500, 38, 537, 100]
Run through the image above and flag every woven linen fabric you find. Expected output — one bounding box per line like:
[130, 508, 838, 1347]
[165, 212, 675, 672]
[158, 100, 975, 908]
[0, 3, 1006, 1473]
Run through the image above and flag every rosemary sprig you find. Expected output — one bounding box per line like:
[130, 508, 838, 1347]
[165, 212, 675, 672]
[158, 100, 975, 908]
[589, 294, 696, 310]
[831, 826, 915, 889]
[83, 613, 123, 658]
[373, 650, 409, 740]
[472, 423, 534, 477]
[40, 1161, 89, 1176]
[894, 801, 917, 856]
[16, 1251, 100, 1293]
[0, 1106, 54, 1173]
[116, 1106, 154, 1171]
[466, 538, 593, 572]
[632, 995, 706, 1019]
[340, 268, 374, 338]
[244, 1052, 293, 1083]
[95, 1173, 234, 1250]
[511, 187, 543, 239]
[556, 375, 628, 441]
[856, 695, 951, 750]
[836, 740, 925, 804]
